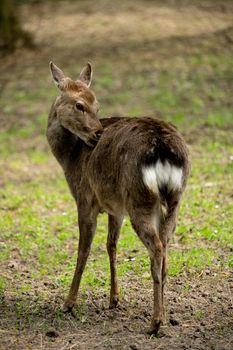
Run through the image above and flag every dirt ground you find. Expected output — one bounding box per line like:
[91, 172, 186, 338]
[1, 269, 233, 349]
[0, 1, 233, 349]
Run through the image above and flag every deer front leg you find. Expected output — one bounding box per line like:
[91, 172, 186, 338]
[107, 214, 123, 308]
[63, 205, 98, 312]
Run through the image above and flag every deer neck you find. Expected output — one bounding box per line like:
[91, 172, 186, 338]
[46, 102, 78, 169]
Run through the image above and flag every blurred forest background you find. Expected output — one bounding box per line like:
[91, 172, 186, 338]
[0, 1, 233, 349]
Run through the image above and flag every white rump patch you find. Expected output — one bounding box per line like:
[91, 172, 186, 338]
[142, 159, 183, 194]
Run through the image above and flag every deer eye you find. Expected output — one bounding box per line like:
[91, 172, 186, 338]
[75, 102, 85, 112]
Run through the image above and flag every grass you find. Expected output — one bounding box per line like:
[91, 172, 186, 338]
[0, 26, 233, 329]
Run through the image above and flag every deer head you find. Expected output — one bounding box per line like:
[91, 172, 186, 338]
[49, 62, 103, 147]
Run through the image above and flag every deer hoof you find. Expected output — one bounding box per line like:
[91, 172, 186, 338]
[109, 295, 119, 309]
[62, 300, 75, 313]
[147, 319, 162, 336]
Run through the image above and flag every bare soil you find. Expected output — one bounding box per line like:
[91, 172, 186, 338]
[1, 268, 232, 349]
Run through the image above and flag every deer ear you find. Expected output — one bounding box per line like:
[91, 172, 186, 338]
[49, 61, 65, 88]
[78, 63, 92, 87]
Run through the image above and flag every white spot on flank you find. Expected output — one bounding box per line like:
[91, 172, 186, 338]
[142, 159, 183, 194]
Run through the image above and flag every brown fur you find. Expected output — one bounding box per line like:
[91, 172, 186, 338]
[47, 62, 190, 335]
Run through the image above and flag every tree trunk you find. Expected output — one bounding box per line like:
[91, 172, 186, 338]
[0, 0, 33, 53]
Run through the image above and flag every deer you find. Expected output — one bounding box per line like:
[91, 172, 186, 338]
[46, 61, 190, 335]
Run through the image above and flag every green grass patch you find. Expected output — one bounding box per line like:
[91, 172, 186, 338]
[169, 247, 217, 277]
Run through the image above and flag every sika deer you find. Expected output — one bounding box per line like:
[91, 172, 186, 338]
[46, 62, 190, 335]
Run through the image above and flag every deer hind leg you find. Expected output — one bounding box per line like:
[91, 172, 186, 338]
[160, 208, 178, 320]
[130, 208, 164, 335]
[63, 204, 98, 312]
[107, 214, 123, 308]
[161, 246, 167, 320]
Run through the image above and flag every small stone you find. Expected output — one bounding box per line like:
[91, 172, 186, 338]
[210, 297, 218, 303]
[176, 280, 183, 285]
[170, 318, 179, 326]
[143, 310, 150, 318]
[131, 249, 139, 253]
[8, 262, 17, 269]
[46, 328, 59, 338]
[193, 329, 201, 338]
[129, 345, 138, 350]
